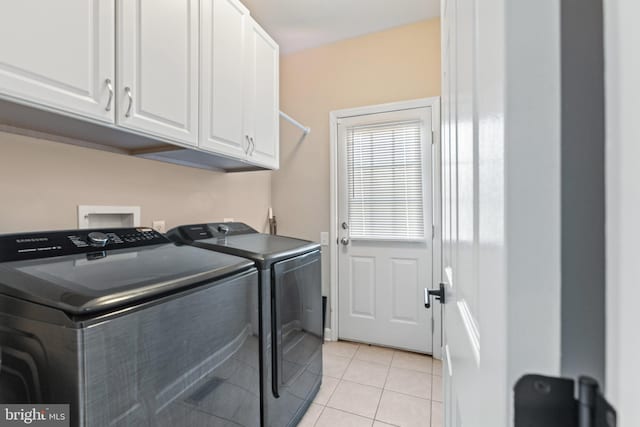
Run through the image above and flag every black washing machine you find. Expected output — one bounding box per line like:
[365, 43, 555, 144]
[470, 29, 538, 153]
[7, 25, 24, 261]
[167, 222, 323, 427]
[0, 227, 263, 427]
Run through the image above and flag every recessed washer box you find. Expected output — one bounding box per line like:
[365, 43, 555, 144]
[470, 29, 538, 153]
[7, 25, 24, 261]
[78, 205, 141, 229]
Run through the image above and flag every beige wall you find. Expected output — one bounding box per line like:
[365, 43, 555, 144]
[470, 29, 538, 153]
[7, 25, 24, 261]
[0, 131, 272, 233]
[274, 19, 441, 298]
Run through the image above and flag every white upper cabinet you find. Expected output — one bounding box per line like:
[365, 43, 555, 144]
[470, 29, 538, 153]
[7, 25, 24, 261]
[244, 19, 280, 169]
[199, 0, 250, 158]
[0, 0, 115, 123]
[0, 0, 279, 170]
[117, 0, 199, 146]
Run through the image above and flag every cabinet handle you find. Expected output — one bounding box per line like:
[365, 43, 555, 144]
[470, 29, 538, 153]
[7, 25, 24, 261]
[124, 86, 133, 118]
[250, 136, 255, 155]
[105, 78, 114, 112]
[245, 135, 251, 154]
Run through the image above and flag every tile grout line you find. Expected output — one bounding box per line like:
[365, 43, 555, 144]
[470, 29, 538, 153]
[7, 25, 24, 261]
[313, 342, 356, 427]
[372, 349, 395, 423]
[311, 404, 325, 427]
[323, 343, 439, 426]
[321, 342, 360, 414]
[378, 387, 434, 402]
[323, 375, 342, 407]
[430, 373, 434, 427]
[316, 406, 377, 426]
[431, 372, 444, 403]
[325, 378, 387, 421]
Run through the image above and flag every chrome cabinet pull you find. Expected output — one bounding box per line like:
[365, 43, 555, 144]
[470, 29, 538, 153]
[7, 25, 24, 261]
[124, 86, 133, 118]
[250, 136, 255, 155]
[105, 78, 114, 112]
[245, 135, 251, 154]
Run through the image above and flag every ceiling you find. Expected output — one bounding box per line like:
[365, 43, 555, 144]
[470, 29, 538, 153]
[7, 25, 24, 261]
[241, 0, 440, 54]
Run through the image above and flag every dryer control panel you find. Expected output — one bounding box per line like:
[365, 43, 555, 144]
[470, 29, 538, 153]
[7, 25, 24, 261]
[177, 222, 258, 241]
[0, 228, 169, 262]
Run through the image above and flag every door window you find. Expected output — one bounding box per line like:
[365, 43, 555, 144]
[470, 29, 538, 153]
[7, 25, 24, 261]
[346, 120, 426, 241]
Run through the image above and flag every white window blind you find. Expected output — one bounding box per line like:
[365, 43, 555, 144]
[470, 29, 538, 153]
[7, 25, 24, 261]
[346, 119, 426, 240]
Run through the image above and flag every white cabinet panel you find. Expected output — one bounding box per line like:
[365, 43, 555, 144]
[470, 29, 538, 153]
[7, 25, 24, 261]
[0, 0, 115, 123]
[244, 19, 279, 169]
[117, 0, 198, 145]
[199, 0, 249, 158]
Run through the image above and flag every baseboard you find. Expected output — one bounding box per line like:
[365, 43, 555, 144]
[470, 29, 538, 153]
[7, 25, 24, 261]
[324, 328, 333, 341]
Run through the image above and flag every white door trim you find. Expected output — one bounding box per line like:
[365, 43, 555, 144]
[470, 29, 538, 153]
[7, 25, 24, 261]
[329, 97, 442, 359]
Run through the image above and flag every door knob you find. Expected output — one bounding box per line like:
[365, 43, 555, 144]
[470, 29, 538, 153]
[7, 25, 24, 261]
[424, 283, 446, 308]
[340, 237, 350, 246]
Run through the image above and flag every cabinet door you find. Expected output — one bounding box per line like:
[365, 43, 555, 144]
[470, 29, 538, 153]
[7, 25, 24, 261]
[199, 0, 250, 159]
[245, 20, 279, 169]
[0, 0, 115, 123]
[118, 0, 198, 146]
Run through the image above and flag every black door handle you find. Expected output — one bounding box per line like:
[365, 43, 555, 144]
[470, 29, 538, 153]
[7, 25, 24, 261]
[424, 283, 446, 308]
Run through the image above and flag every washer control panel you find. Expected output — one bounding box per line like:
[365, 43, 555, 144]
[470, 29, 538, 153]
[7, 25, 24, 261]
[0, 228, 169, 262]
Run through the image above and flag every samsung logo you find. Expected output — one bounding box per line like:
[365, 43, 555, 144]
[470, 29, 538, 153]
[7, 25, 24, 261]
[16, 238, 48, 244]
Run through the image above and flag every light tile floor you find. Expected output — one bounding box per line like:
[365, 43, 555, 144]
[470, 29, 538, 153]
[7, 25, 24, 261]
[299, 341, 443, 427]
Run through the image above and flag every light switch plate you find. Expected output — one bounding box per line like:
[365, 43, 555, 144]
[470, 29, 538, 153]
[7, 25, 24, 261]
[320, 232, 329, 246]
[152, 220, 166, 233]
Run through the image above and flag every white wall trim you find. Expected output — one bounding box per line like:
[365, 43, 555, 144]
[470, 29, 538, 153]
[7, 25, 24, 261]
[329, 96, 442, 358]
[324, 328, 334, 341]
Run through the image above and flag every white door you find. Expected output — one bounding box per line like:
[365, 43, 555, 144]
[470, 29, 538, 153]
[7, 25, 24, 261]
[337, 107, 433, 353]
[441, 0, 566, 424]
[199, 0, 250, 159]
[244, 18, 280, 169]
[0, 0, 115, 123]
[117, 0, 199, 145]
[441, 0, 511, 424]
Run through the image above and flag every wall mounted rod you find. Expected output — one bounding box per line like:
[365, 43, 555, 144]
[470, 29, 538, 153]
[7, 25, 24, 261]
[279, 111, 311, 135]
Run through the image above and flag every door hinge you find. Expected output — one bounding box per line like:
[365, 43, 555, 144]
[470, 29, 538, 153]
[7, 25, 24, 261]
[431, 316, 434, 333]
[514, 375, 616, 427]
[432, 224, 435, 239]
[431, 129, 435, 144]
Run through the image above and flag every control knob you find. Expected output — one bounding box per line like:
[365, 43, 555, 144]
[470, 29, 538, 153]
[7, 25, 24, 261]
[217, 224, 230, 235]
[87, 232, 109, 247]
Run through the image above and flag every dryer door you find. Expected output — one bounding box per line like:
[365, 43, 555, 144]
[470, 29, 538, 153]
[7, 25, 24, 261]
[271, 250, 323, 415]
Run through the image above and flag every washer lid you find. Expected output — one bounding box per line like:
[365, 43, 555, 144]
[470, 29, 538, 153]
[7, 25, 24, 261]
[0, 229, 254, 315]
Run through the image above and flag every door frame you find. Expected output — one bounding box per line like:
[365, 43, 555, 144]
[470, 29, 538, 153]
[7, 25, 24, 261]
[604, 0, 640, 422]
[328, 97, 442, 359]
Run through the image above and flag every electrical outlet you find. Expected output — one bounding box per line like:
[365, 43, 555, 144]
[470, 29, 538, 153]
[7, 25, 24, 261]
[152, 220, 166, 233]
[320, 232, 329, 246]
[223, 218, 234, 222]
